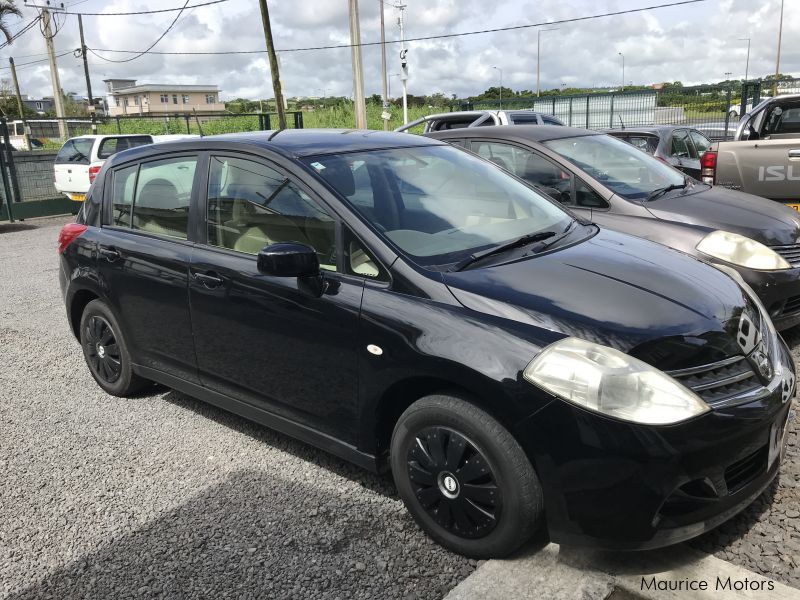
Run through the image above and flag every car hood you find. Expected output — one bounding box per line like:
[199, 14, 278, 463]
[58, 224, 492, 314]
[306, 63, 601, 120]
[443, 228, 749, 369]
[644, 186, 800, 245]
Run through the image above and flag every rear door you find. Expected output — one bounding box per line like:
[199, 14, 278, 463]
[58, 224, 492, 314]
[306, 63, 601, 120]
[54, 137, 94, 198]
[97, 152, 202, 383]
[717, 139, 800, 202]
[668, 129, 700, 176]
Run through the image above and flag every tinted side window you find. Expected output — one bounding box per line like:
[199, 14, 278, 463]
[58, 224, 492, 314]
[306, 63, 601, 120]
[132, 157, 197, 239]
[207, 156, 336, 270]
[56, 138, 93, 164]
[111, 164, 138, 227]
[98, 136, 153, 159]
[510, 113, 540, 125]
[689, 131, 711, 154]
[670, 130, 694, 158]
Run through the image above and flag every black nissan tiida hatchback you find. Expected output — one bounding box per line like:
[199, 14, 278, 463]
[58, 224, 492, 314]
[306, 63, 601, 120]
[59, 130, 795, 558]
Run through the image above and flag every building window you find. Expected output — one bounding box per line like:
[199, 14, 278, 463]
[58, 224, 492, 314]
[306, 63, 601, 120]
[134, 96, 139, 106]
[173, 94, 178, 105]
[35, 101, 42, 110]
[160, 94, 168, 103]
[205, 94, 216, 104]
[114, 97, 120, 107]
[125, 97, 131, 106]
[182, 94, 190, 104]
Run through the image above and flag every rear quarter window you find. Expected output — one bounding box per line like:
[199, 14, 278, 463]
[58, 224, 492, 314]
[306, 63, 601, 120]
[97, 136, 153, 159]
[55, 138, 93, 164]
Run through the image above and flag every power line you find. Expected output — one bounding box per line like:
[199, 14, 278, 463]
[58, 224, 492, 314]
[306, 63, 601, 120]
[87, 0, 707, 58]
[0, 16, 42, 50]
[88, 0, 191, 63]
[65, 0, 228, 16]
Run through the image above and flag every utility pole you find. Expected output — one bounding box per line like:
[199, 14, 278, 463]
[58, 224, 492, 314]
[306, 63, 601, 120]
[8, 58, 32, 151]
[398, 3, 408, 125]
[379, 0, 389, 130]
[348, 0, 367, 129]
[258, 0, 286, 129]
[536, 27, 558, 97]
[773, 0, 784, 97]
[618, 52, 625, 92]
[77, 15, 93, 105]
[492, 66, 502, 109]
[27, 3, 68, 140]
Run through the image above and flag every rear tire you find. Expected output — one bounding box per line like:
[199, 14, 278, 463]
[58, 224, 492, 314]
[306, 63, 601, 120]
[390, 394, 543, 558]
[79, 299, 150, 397]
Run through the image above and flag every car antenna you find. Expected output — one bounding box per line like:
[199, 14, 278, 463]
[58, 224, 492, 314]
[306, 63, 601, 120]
[192, 109, 204, 137]
[617, 115, 625, 130]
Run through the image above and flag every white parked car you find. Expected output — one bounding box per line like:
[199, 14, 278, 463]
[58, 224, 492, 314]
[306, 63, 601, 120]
[54, 134, 197, 201]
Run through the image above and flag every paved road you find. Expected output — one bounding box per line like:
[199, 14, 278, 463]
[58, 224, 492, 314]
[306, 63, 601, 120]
[0, 216, 797, 598]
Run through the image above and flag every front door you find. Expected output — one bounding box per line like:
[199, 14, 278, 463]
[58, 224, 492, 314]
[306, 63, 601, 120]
[188, 154, 364, 441]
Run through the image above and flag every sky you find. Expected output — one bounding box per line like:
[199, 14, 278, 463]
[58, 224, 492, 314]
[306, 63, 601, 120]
[0, 0, 796, 102]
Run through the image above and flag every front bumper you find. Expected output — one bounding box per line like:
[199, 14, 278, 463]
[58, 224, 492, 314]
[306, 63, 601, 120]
[515, 341, 795, 550]
[736, 266, 800, 330]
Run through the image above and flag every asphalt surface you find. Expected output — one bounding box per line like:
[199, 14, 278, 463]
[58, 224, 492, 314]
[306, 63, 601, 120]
[1, 216, 798, 598]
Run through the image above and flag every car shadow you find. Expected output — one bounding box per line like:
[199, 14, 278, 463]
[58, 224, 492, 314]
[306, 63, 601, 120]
[5, 469, 471, 600]
[0, 222, 37, 233]
[159, 387, 397, 499]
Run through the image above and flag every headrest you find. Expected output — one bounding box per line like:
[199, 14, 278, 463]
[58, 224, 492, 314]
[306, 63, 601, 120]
[316, 157, 355, 196]
[137, 178, 178, 208]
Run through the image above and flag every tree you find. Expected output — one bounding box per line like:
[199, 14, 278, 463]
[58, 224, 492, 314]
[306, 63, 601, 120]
[0, 1, 22, 44]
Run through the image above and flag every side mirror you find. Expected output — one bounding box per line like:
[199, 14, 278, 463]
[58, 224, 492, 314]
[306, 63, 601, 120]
[257, 242, 320, 278]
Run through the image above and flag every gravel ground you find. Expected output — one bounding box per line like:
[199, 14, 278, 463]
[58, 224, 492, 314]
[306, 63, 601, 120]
[1, 216, 798, 598]
[0, 216, 476, 599]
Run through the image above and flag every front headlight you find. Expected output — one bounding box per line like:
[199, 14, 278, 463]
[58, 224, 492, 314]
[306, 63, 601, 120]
[697, 230, 790, 270]
[523, 338, 709, 425]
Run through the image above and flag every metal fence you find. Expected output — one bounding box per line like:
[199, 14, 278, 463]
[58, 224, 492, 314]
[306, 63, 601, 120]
[0, 111, 304, 221]
[456, 78, 800, 141]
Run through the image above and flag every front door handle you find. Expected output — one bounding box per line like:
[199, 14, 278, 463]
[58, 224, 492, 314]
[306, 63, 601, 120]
[193, 271, 224, 288]
[789, 149, 800, 159]
[98, 246, 120, 261]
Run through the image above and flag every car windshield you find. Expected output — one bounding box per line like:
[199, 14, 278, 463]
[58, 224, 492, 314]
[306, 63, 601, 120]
[543, 134, 685, 200]
[304, 145, 573, 269]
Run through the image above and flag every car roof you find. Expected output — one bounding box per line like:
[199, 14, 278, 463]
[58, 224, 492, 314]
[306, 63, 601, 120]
[424, 124, 598, 143]
[207, 129, 443, 157]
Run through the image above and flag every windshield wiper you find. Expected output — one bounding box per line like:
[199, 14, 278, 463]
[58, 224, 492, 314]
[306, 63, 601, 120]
[451, 231, 558, 272]
[646, 181, 687, 202]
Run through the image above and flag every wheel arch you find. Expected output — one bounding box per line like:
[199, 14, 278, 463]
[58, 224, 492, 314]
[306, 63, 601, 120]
[366, 374, 522, 465]
[69, 288, 100, 339]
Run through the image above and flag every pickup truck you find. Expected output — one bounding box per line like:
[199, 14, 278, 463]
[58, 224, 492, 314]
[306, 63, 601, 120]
[701, 94, 800, 205]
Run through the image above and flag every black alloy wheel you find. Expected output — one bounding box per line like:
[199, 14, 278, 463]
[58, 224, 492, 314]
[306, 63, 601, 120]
[407, 426, 501, 539]
[83, 315, 122, 384]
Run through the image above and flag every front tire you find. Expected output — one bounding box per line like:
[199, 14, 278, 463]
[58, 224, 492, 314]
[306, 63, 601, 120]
[79, 299, 150, 397]
[390, 394, 543, 558]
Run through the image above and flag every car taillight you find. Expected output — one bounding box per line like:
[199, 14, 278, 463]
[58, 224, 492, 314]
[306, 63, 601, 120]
[88, 165, 101, 183]
[700, 151, 717, 185]
[58, 223, 87, 254]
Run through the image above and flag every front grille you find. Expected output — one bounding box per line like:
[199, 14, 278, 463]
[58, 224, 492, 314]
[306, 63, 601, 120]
[724, 445, 767, 494]
[667, 355, 762, 407]
[771, 243, 800, 267]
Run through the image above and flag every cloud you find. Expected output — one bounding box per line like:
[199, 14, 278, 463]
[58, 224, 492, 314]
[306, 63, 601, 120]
[0, 0, 794, 104]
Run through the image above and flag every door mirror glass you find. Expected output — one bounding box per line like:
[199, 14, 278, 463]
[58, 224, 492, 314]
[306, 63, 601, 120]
[257, 242, 320, 277]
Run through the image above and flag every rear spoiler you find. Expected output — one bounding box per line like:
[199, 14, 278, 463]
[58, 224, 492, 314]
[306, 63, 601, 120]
[394, 111, 501, 133]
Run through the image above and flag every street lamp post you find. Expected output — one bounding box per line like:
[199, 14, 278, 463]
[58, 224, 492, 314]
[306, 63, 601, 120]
[738, 37, 751, 81]
[536, 27, 559, 97]
[618, 52, 625, 92]
[492, 66, 503, 109]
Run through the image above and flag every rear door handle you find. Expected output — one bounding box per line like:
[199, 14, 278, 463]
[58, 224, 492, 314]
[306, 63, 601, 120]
[98, 246, 120, 261]
[789, 149, 800, 159]
[193, 271, 224, 288]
